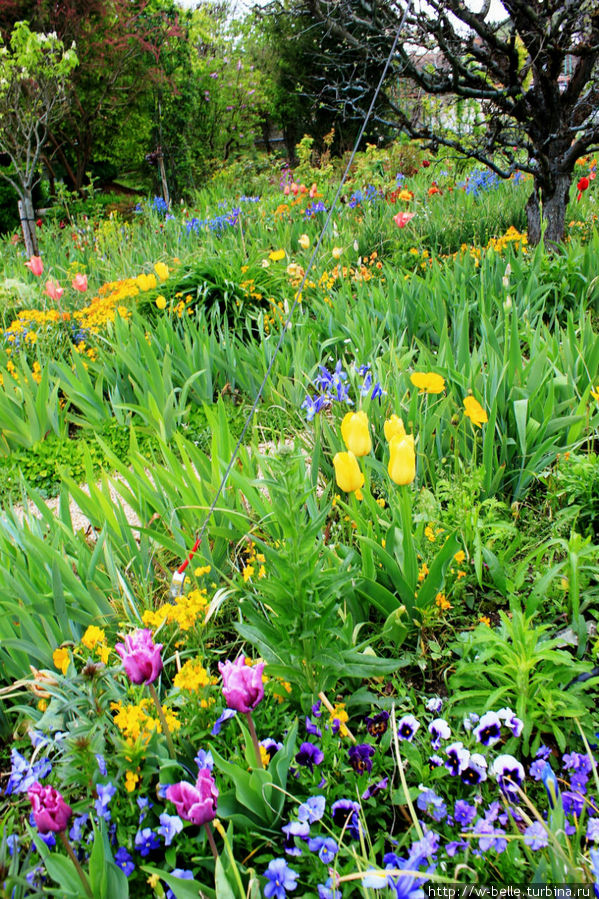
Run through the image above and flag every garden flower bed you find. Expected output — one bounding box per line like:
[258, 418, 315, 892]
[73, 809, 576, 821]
[0, 146, 598, 896]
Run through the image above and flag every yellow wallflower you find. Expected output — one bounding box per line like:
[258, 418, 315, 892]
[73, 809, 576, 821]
[154, 262, 169, 281]
[590, 385, 599, 402]
[454, 550, 466, 564]
[53, 647, 70, 675]
[81, 625, 105, 650]
[125, 771, 139, 792]
[463, 396, 488, 427]
[173, 658, 210, 691]
[435, 593, 451, 611]
[194, 565, 212, 577]
[410, 372, 446, 394]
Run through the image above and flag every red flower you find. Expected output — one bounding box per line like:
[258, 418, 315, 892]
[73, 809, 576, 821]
[393, 211, 415, 228]
[577, 176, 590, 201]
[421, 159, 430, 168]
[36, 218, 42, 228]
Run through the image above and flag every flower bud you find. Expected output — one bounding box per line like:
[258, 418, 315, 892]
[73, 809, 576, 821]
[388, 434, 415, 485]
[341, 411, 372, 457]
[384, 414, 406, 442]
[333, 451, 364, 494]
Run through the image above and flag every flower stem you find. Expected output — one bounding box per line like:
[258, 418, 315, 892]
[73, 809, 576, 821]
[204, 821, 219, 861]
[148, 682, 176, 760]
[244, 711, 263, 768]
[59, 831, 93, 899]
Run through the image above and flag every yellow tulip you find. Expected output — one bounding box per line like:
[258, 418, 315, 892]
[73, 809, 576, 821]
[333, 451, 364, 494]
[341, 411, 372, 457]
[388, 434, 416, 485]
[463, 396, 488, 427]
[384, 414, 406, 442]
[154, 262, 169, 281]
[410, 372, 445, 394]
[155, 295, 167, 310]
[269, 249, 286, 262]
[298, 234, 310, 250]
[136, 273, 157, 292]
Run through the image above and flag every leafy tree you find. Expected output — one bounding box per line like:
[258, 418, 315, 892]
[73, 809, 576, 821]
[301, 0, 599, 245]
[248, 1, 386, 161]
[0, 20, 77, 253]
[1, 0, 182, 193]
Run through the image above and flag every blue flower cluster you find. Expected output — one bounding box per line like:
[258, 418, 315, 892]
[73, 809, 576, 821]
[301, 361, 385, 421]
[459, 168, 500, 197]
[304, 201, 327, 218]
[348, 185, 380, 208]
[185, 207, 241, 236]
[152, 196, 169, 215]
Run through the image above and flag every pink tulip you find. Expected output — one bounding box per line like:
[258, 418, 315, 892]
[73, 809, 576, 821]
[310, 183, 318, 198]
[25, 255, 44, 276]
[393, 211, 416, 228]
[72, 273, 88, 292]
[166, 769, 218, 825]
[219, 656, 264, 713]
[28, 782, 72, 834]
[283, 185, 290, 196]
[115, 628, 163, 685]
[291, 182, 299, 195]
[44, 279, 64, 301]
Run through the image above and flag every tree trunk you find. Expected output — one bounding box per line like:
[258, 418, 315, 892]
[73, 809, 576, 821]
[18, 189, 39, 257]
[526, 172, 571, 249]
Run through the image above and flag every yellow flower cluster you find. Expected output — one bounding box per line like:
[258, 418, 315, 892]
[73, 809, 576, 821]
[241, 540, 266, 582]
[142, 587, 209, 632]
[73, 278, 138, 333]
[110, 698, 180, 746]
[173, 657, 211, 693]
[80, 625, 110, 664]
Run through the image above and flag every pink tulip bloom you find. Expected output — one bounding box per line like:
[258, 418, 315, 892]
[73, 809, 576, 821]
[25, 255, 44, 276]
[72, 273, 88, 292]
[44, 279, 64, 301]
[393, 211, 416, 228]
[219, 656, 265, 713]
[28, 782, 72, 834]
[115, 628, 163, 685]
[291, 182, 299, 195]
[166, 769, 218, 825]
[309, 183, 318, 198]
[283, 185, 290, 196]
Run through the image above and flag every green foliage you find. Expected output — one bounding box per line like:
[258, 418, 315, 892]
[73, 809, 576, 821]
[232, 452, 398, 706]
[449, 610, 598, 753]
[544, 451, 599, 539]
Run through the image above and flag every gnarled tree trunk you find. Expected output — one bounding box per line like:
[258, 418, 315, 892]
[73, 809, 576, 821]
[526, 172, 572, 249]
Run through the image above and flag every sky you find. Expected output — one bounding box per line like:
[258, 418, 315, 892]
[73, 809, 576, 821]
[176, 0, 509, 18]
